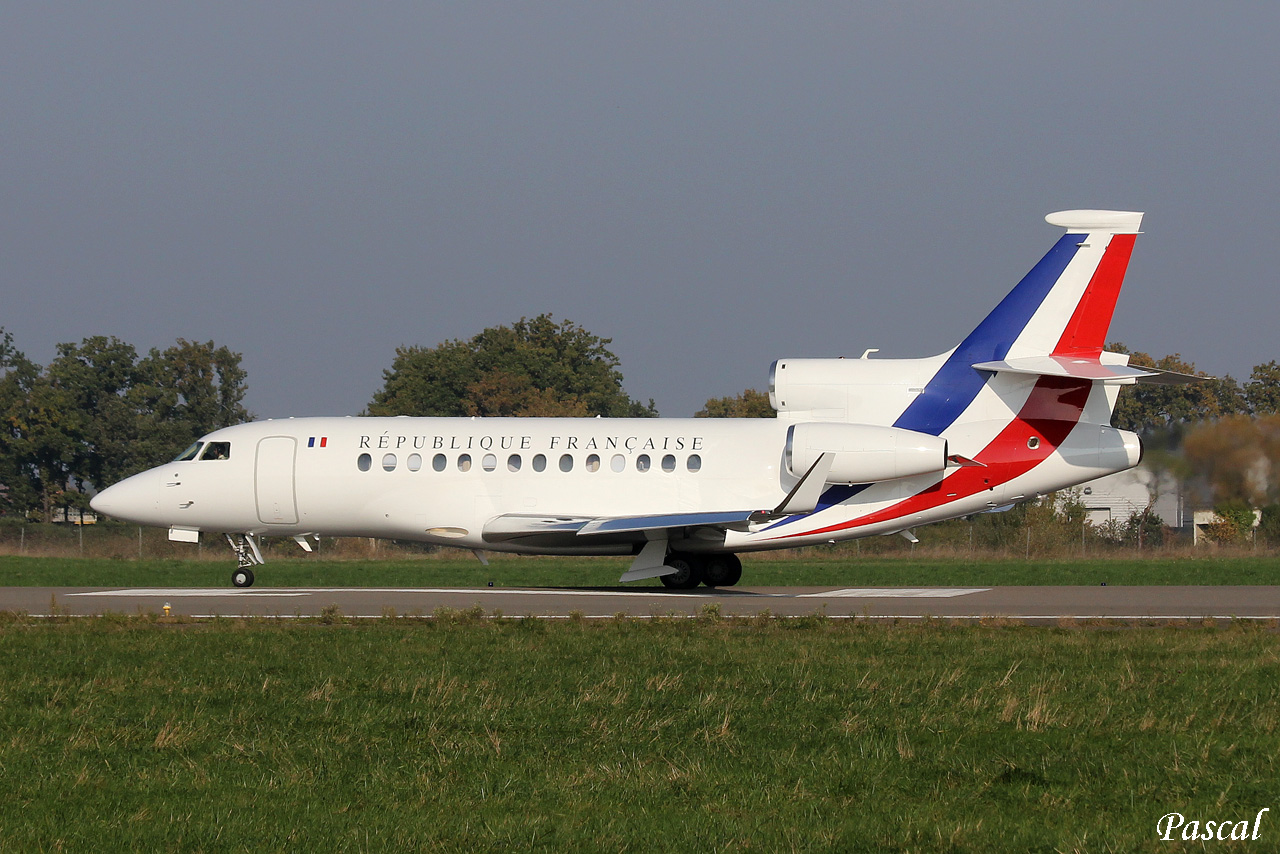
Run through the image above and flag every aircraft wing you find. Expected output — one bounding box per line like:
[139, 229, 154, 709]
[480, 514, 595, 542]
[482, 453, 838, 582]
[972, 356, 1207, 384]
[482, 451, 839, 546]
[578, 510, 762, 536]
[482, 510, 763, 544]
[483, 509, 776, 583]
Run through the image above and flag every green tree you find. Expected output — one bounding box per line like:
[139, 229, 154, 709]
[1245, 360, 1280, 416]
[1107, 343, 1245, 437]
[369, 315, 655, 418]
[46, 337, 144, 494]
[0, 371, 81, 522]
[0, 332, 251, 519]
[127, 340, 251, 469]
[0, 331, 47, 516]
[696, 388, 775, 418]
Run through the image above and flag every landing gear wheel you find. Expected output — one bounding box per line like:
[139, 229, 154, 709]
[659, 555, 703, 590]
[702, 554, 742, 587]
[232, 567, 255, 588]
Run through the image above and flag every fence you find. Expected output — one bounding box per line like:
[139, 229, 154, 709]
[1, 516, 1274, 563]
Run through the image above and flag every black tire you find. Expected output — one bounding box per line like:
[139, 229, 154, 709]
[232, 568, 255, 588]
[659, 556, 702, 590]
[703, 554, 742, 587]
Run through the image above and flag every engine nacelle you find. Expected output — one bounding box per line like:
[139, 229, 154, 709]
[770, 356, 945, 424]
[786, 422, 948, 484]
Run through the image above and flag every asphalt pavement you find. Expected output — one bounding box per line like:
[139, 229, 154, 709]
[4, 584, 1279, 624]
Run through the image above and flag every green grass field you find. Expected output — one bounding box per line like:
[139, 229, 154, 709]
[3, 552, 1280, 588]
[0, 615, 1277, 852]
[3, 554, 1279, 850]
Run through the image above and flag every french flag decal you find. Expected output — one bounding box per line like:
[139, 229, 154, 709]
[308, 437, 328, 448]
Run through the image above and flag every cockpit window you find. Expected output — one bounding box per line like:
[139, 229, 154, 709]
[200, 442, 231, 461]
[174, 442, 203, 461]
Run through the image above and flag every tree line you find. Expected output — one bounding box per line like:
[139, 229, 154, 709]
[0, 330, 249, 521]
[7, 312, 1280, 530]
[0, 315, 651, 522]
[695, 344, 1280, 428]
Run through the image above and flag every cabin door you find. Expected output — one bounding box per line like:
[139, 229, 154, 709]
[255, 437, 298, 525]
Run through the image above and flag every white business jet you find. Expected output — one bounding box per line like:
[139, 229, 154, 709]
[92, 210, 1188, 589]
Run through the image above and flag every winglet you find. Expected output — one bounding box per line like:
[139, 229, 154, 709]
[772, 453, 834, 516]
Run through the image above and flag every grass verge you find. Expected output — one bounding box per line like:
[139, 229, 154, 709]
[0, 616, 1276, 851]
[3, 553, 1280, 588]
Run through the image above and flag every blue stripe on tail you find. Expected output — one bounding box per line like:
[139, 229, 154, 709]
[892, 233, 1085, 436]
[769, 232, 1087, 529]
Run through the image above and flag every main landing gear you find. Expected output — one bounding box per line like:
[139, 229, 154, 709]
[659, 552, 743, 590]
[226, 533, 265, 588]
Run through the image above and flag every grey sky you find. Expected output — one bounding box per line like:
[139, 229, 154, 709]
[3, 4, 1277, 418]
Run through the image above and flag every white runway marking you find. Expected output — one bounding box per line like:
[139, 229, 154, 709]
[799, 588, 991, 598]
[70, 589, 311, 598]
[68, 587, 724, 599]
[68, 587, 995, 601]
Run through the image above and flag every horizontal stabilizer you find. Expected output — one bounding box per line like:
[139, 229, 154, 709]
[973, 356, 1207, 384]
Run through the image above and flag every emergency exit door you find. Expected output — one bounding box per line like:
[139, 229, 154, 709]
[255, 436, 298, 524]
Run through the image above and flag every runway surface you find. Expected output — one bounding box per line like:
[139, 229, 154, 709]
[7, 585, 1280, 623]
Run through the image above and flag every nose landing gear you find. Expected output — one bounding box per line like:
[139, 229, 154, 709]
[226, 533, 265, 588]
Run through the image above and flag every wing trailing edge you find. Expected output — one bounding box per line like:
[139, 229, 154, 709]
[484, 458, 837, 544]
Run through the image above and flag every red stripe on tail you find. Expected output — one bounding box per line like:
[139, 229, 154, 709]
[767, 377, 1091, 541]
[1052, 233, 1136, 357]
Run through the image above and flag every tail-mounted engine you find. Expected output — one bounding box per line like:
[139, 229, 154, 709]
[769, 357, 943, 424]
[785, 422, 948, 485]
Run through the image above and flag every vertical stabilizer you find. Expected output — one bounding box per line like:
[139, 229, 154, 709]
[894, 210, 1143, 436]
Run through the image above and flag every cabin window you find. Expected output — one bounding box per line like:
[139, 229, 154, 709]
[482, 453, 497, 472]
[432, 454, 447, 472]
[610, 454, 625, 472]
[357, 453, 372, 472]
[661, 454, 676, 472]
[200, 442, 231, 461]
[508, 454, 522, 472]
[407, 453, 422, 472]
[382, 454, 397, 472]
[559, 454, 574, 472]
[532, 454, 547, 472]
[458, 454, 472, 472]
[174, 442, 203, 461]
[687, 454, 702, 472]
[586, 454, 601, 472]
[636, 454, 651, 472]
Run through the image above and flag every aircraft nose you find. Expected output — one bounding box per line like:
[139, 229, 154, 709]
[90, 471, 159, 524]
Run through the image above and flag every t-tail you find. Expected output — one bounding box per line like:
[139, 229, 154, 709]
[891, 210, 1151, 437]
[760, 210, 1184, 545]
[770, 210, 1182, 434]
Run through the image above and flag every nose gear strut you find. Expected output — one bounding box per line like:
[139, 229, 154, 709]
[226, 533, 265, 588]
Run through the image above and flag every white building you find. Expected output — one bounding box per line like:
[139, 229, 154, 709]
[1073, 466, 1183, 527]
